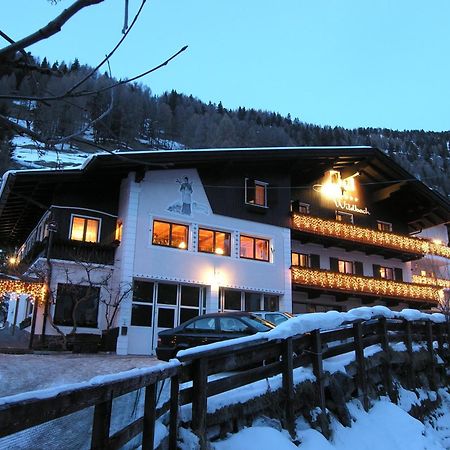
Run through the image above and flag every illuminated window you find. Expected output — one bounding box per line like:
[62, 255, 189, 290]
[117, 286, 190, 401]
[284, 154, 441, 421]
[245, 179, 268, 207]
[377, 221, 393, 232]
[336, 211, 354, 224]
[240, 235, 269, 262]
[152, 220, 188, 250]
[115, 221, 123, 242]
[198, 228, 231, 256]
[291, 252, 309, 267]
[379, 266, 394, 280]
[338, 259, 354, 274]
[70, 216, 100, 243]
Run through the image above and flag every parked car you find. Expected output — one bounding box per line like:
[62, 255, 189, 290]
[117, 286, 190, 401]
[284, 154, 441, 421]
[156, 311, 275, 361]
[251, 311, 294, 326]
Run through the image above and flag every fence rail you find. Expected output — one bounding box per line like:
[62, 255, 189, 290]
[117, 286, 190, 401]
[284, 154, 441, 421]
[0, 316, 449, 449]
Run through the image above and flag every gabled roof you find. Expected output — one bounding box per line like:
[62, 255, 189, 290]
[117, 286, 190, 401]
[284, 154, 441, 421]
[0, 146, 448, 246]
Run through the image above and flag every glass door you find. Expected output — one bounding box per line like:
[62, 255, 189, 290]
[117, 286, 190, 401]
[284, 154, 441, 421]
[152, 283, 178, 350]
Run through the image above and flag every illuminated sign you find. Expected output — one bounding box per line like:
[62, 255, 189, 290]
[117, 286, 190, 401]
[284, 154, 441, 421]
[314, 170, 370, 215]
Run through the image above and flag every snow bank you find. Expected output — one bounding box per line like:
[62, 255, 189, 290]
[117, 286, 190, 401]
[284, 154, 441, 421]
[178, 306, 446, 358]
[213, 399, 449, 450]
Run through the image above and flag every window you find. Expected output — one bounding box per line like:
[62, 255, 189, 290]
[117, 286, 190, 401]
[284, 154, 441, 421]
[291, 252, 309, 267]
[219, 317, 250, 333]
[298, 203, 310, 214]
[336, 211, 354, 224]
[198, 228, 231, 256]
[377, 221, 393, 232]
[240, 235, 270, 261]
[338, 259, 354, 274]
[54, 283, 100, 328]
[152, 220, 188, 250]
[70, 216, 100, 243]
[131, 280, 154, 327]
[245, 179, 268, 207]
[185, 317, 216, 332]
[379, 266, 394, 280]
[115, 220, 123, 242]
[220, 289, 279, 312]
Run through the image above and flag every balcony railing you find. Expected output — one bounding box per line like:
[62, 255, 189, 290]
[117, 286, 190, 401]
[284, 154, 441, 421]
[291, 213, 450, 259]
[292, 267, 442, 304]
[412, 275, 450, 289]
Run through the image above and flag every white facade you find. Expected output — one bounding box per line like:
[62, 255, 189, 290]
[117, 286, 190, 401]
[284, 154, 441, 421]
[114, 169, 292, 355]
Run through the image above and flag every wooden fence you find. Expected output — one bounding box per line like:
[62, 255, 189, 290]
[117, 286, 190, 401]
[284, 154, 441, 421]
[0, 316, 449, 449]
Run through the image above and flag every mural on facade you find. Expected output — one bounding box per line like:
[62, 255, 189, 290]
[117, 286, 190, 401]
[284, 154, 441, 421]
[167, 176, 209, 216]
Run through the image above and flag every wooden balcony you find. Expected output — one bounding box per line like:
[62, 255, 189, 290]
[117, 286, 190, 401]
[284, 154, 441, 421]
[412, 275, 450, 289]
[19, 238, 117, 267]
[291, 213, 450, 261]
[292, 267, 442, 305]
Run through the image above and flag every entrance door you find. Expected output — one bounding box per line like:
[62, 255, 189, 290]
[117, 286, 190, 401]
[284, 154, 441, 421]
[152, 283, 178, 350]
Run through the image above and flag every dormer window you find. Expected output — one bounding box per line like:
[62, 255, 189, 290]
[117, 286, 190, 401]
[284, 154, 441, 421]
[70, 215, 100, 243]
[245, 179, 268, 207]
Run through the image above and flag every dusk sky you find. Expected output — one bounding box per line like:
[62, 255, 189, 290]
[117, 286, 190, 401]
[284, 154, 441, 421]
[3, 0, 450, 131]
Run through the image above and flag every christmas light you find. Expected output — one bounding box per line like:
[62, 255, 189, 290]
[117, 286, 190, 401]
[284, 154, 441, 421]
[292, 213, 450, 259]
[412, 275, 450, 289]
[291, 267, 442, 304]
[0, 279, 46, 306]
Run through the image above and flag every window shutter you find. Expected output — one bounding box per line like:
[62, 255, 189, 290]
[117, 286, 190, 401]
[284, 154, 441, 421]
[394, 268, 403, 282]
[245, 178, 255, 203]
[330, 257, 339, 272]
[372, 264, 381, 279]
[309, 254, 320, 269]
[354, 262, 364, 276]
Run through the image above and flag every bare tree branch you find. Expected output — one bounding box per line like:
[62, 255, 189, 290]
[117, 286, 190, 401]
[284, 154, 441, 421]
[0, 0, 105, 58]
[64, 0, 147, 96]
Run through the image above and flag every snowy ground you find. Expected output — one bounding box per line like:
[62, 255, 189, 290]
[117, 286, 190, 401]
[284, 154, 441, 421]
[0, 353, 161, 397]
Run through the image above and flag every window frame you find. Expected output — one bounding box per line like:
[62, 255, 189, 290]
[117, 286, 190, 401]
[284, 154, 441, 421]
[245, 178, 268, 208]
[335, 211, 354, 224]
[69, 214, 101, 243]
[379, 266, 395, 280]
[291, 252, 309, 268]
[54, 283, 100, 328]
[337, 259, 354, 275]
[298, 202, 310, 214]
[239, 234, 270, 262]
[197, 227, 231, 256]
[151, 219, 189, 250]
[377, 220, 393, 232]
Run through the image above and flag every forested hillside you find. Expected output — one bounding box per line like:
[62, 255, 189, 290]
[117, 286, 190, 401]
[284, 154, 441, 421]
[0, 56, 448, 197]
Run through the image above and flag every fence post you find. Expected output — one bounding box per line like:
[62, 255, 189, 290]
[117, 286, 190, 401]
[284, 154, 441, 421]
[192, 358, 208, 450]
[311, 329, 329, 437]
[378, 317, 396, 403]
[403, 320, 415, 389]
[282, 337, 295, 437]
[353, 321, 369, 411]
[91, 397, 112, 450]
[436, 323, 445, 357]
[169, 374, 179, 450]
[425, 321, 437, 391]
[142, 383, 156, 450]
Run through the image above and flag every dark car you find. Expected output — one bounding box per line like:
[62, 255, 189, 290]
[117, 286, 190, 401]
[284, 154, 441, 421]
[156, 311, 275, 361]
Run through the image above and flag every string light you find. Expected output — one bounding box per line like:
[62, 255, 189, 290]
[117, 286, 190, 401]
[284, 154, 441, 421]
[292, 267, 442, 303]
[292, 213, 450, 259]
[0, 279, 46, 306]
[412, 275, 450, 289]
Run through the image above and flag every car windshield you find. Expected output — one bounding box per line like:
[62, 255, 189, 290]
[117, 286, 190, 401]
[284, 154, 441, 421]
[240, 315, 274, 331]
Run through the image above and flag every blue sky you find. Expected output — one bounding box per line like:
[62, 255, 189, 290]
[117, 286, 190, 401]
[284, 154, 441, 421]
[2, 0, 450, 131]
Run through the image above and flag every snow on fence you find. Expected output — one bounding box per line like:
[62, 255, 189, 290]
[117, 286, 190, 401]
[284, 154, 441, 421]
[0, 307, 449, 450]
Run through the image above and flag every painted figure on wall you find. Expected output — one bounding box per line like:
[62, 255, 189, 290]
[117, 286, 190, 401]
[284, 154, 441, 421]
[177, 177, 193, 215]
